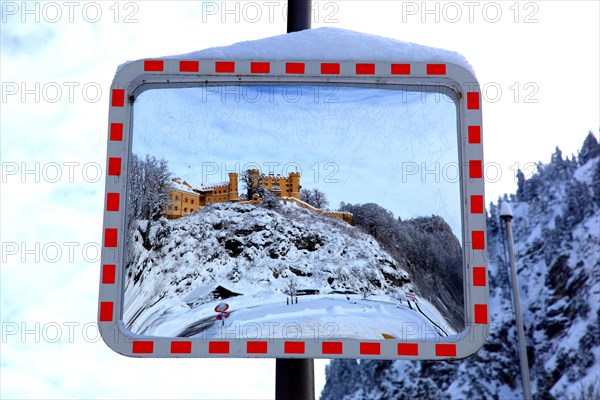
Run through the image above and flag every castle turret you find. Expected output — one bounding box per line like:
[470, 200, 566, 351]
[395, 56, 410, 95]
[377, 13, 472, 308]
[288, 172, 301, 199]
[228, 172, 239, 201]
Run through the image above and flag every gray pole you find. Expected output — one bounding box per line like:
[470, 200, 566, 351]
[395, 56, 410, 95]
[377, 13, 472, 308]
[500, 202, 532, 400]
[276, 3, 315, 400]
[287, 0, 312, 32]
[276, 359, 315, 400]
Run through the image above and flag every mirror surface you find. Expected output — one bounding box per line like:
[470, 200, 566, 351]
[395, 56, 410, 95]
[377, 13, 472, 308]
[124, 84, 465, 341]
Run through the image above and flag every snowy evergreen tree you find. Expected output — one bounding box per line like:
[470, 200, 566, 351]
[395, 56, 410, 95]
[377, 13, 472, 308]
[322, 132, 600, 400]
[516, 169, 526, 201]
[578, 131, 600, 165]
[593, 161, 600, 207]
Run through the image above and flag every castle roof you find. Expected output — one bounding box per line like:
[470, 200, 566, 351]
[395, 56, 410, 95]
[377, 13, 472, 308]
[169, 179, 197, 195]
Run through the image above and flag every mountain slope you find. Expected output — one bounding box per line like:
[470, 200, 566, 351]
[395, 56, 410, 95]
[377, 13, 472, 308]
[321, 132, 600, 400]
[122, 203, 445, 338]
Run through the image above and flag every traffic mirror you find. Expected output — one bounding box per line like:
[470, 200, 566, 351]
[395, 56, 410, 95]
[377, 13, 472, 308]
[98, 34, 488, 360]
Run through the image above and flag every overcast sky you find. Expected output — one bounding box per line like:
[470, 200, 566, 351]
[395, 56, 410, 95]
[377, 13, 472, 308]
[1, 1, 598, 399]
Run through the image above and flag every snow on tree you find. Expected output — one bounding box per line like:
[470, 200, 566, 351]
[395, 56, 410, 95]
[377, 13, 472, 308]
[322, 131, 600, 400]
[593, 160, 600, 207]
[260, 189, 282, 210]
[516, 169, 526, 201]
[127, 154, 172, 250]
[578, 131, 600, 165]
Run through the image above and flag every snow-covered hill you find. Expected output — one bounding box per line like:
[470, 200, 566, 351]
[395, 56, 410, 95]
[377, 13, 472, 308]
[123, 202, 457, 339]
[321, 132, 600, 400]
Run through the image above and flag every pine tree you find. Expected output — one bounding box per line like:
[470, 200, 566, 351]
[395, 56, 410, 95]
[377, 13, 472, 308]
[516, 169, 526, 201]
[578, 131, 600, 165]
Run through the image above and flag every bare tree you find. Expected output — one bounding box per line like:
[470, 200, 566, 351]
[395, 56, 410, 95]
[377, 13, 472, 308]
[284, 276, 298, 304]
[300, 188, 313, 204]
[311, 188, 329, 209]
[301, 188, 329, 209]
[127, 154, 171, 250]
[241, 170, 264, 199]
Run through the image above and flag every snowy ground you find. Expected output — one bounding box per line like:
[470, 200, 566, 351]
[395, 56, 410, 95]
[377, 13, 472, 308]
[129, 290, 456, 341]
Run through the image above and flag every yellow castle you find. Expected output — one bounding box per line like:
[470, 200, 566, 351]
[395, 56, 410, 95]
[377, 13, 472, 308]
[163, 170, 352, 224]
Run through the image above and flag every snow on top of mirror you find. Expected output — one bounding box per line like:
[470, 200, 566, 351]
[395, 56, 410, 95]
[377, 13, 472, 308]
[117, 27, 474, 76]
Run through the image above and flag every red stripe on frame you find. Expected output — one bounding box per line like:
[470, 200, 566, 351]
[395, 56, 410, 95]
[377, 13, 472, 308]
[472, 231, 485, 250]
[208, 341, 229, 354]
[474, 304, 488, 324]
[427, 64, 446, 75]
[469, 160, 483, 179]
[247, 341, 268, 354]
[144, 60, 164, 72]
[99, 302, 113, 321]
[180, 60, 199, 73]
[132, 341, 154, 354]
[391, 64, 411, 75]
[468, 126, 481, 144]
[467, 92, 480, 110]
[101, 264, 116, 284]
[251, 62, 270, 74]
[321, 63, 340, 74]
[360, 342, 380, 355]
[356, 63, 375, 75]
[106, 192, 120, 211]
[215, 61, 235, 73]
[436, 344, 456, 357]
[284, 341, 305, 354]
[470, 195, 484, 214]
[104, 228, 118, 248]
[110, 123, 123, 141]
[108, 157, 121, 176]
[472, 267, 487, 286]
[285, 62, 305, 74]
[111, 89, 124, 107]
[322, 342, 343, 355]
[397, 343, 419, 356]
[171, 341, 192, 354]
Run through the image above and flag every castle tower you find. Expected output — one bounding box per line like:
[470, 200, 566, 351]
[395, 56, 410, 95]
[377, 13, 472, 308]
[288, 172, 301, 199]
[228, 172, 239, 201]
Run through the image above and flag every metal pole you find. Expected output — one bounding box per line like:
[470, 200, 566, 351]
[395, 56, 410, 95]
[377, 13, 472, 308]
[276, 358, 315, 400]
[500, 203, 532, 400]
[287, 0, 312, 33]
[276, 5, 315, 400]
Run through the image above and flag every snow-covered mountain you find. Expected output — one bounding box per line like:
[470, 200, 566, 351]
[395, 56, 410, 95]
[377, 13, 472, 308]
[124, 202, 463, 339]
[321, 132, 600, 399]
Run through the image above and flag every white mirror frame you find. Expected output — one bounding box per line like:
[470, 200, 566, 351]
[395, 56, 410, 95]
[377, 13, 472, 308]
[98, 58, 488, 360]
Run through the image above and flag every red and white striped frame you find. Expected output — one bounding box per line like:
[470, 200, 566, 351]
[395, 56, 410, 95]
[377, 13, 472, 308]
[99, 58, 488, 359]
